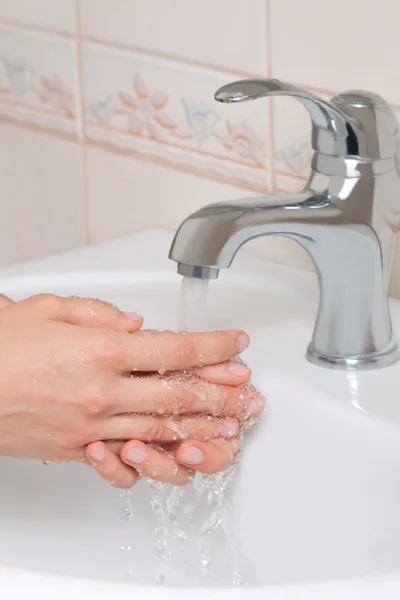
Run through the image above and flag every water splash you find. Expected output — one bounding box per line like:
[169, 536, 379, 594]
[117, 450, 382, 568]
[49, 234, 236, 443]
[144, 276, 254, 586]
[120, 489, 134, 577]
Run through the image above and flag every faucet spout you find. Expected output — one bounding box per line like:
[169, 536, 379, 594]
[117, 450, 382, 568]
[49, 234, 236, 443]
[169, 192, 336, 276]
[169, 188, 399, 370]
[169, 78, 400, 371]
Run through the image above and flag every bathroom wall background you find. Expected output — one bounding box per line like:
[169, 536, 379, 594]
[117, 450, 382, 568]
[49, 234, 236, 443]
[1, 0, 400, 295]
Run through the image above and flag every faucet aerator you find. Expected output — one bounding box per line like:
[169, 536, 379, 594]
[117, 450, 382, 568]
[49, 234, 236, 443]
[177, 263, 220, 280]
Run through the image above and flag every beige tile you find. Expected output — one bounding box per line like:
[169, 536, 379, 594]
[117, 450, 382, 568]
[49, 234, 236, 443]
[0, 0, 75, 35]
[0, 25, 79, 136]
[0, 124, 84, 266]
[82, 42, 269, 191]
[269, 0, 400, 104]
[86, 145, 274, 247]
[81, 0, 268, 75]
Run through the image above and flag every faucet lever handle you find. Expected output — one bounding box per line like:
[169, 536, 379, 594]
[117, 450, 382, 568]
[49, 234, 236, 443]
[215, 78, 355, 158]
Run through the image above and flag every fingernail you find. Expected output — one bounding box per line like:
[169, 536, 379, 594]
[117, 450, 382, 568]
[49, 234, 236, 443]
[245, 397, 265, 418]
[180, 446, 204, 465]
[226, 361, 250, 376]
[124, 311, 143, 322]
[125, 445, 148, 464]
[237, 333, 250, 354]
[232, 438, 242, 454]
[88, 445, 105, 462]
[216, 419, 239, 437]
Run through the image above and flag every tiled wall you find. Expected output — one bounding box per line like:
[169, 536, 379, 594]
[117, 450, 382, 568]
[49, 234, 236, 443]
[1, 0, 400, 296]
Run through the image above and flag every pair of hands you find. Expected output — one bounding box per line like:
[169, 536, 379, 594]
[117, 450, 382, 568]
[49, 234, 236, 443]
[0, 293, 265, 488]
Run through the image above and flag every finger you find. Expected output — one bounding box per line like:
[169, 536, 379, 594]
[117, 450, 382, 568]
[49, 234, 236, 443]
[98, 415, 240, 443]
[21, 293, 143, 332]
[86, 441, 140, 489]
[176, 437, 242, 474]
[57, 297, 144, 332]
[0, 294, 14, 309]
[118, 329, 249, 372]
[121, 441, 193, 485]
[193, 360, 251, 386]
[113, 374, 265, 420]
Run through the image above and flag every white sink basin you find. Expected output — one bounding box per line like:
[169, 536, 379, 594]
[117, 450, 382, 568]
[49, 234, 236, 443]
[1, 228, 400, 600]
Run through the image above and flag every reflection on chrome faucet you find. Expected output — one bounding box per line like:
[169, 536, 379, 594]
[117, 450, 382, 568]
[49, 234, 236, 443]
[346, 372, 367, 414]
[169, 79, 400, 371]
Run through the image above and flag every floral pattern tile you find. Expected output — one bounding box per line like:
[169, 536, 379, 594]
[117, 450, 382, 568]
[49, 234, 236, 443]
[83, 44, 270, 191]
[0, 25, 78, 134]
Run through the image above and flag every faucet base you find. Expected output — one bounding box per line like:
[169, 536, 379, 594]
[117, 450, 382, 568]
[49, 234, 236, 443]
[306, 342, 400, 371]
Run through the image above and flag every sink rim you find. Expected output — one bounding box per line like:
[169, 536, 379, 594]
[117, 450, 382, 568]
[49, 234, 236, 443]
[1, 227, 400, 598]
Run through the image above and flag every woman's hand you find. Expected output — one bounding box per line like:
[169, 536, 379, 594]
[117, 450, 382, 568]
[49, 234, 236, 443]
[86, 355, 265, 488]
[0, 294, 259, 472]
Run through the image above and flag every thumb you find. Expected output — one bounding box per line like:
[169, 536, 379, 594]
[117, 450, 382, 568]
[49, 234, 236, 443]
[21, 294, 143, 332]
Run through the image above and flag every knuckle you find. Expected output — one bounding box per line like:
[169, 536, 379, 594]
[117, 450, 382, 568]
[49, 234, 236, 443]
[144, 418, 167, 442]
[86, 336, 122, 367]
[32, 293, 62, 314]
[175, 385, 198, 414]
[80, 381, 110, 416]
[174, 336, 198, 366]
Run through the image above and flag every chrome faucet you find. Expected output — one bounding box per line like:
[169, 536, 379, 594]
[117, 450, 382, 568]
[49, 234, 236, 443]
[169, 79, 400, 370]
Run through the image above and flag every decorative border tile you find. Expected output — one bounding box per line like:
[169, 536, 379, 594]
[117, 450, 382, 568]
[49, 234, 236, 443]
[0, 25, 79, 136]
[82, 42, 270, 192]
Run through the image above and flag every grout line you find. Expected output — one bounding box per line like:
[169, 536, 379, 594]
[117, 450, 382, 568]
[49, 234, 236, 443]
[80, 35, 263, 80]
[0, 17, 73, 39]
[74, 0, 90, 246]
[265, 0, 276, 193]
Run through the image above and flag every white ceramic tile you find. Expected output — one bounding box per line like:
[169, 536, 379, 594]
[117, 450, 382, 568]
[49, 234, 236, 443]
[0, 25, 79, 135]
[81, 0, 268, 75]
[0, 124, 84, 266]
[269, 0, 400, 104]
[0, 0, 75, 34]
[82, 42, 269, 191]
[86, 145, 274, 247]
